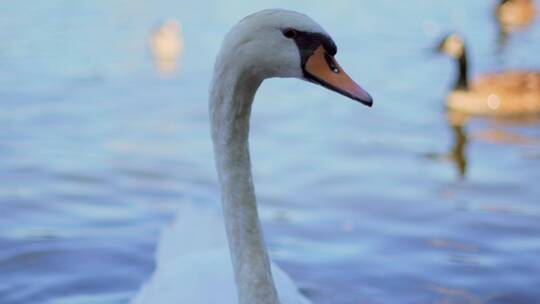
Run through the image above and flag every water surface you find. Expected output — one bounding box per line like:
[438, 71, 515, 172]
[1, 1, 540, 303]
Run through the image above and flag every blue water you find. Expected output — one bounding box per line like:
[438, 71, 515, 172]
[1, 1, 540, 303]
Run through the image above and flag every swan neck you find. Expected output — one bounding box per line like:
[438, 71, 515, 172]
[454, 48, 469, 91]
[209, 67, 279, 304]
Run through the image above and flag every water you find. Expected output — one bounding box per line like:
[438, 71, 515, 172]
[1, 1, 540, 303]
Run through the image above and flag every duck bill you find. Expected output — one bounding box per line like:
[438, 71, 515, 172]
[304, 46, 373, 107]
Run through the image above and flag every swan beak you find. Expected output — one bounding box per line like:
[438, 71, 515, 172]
[304, 46, 373, 107]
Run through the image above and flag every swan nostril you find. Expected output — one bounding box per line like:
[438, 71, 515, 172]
[324, 52, 339, 74]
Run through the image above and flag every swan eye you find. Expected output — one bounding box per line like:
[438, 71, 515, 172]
[283, 29, 298, 39]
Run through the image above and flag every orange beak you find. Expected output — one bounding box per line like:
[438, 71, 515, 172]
[304, 46, 373, 107]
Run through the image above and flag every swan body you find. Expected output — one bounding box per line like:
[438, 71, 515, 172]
[132, 204, 309, 304]
[133, 9, 372, 304]
[437, 33, 540, 116]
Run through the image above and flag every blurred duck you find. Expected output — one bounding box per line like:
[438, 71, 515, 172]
[150, 19, 183, 74]
[437, 33, 540, 116]
[496, 0, 536, 32]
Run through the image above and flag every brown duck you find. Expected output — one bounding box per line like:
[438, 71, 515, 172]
[437, 33, 540, 116]
[496, 0, 536, 32]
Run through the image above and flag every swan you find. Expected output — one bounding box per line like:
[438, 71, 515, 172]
[132, 9, 373, 304]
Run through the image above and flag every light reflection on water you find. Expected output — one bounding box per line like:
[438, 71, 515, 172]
[1, 1, 540, 303]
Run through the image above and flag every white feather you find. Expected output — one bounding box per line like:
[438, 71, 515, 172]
[132, 203, 309, 304]
[133, 9, 330, 304]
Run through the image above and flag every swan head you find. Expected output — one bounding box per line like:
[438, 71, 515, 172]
[437, 33, 465, 59]
[215, 9, 373, 106]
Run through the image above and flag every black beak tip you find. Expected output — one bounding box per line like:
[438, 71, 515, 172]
[354, 94, 373, 107]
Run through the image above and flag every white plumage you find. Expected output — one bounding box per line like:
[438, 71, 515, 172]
[132, 204, 309, 304]
[133, 8, 371, 304]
